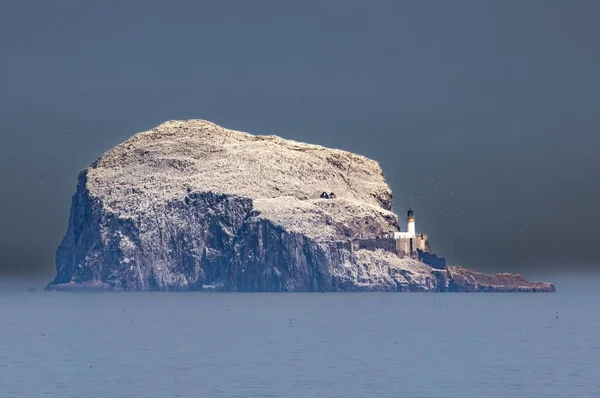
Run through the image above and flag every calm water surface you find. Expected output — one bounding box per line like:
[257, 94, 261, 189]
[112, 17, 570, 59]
[1, 278, 599, 397]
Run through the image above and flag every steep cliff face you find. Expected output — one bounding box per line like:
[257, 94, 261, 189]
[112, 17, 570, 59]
[47, 120, 553, 292]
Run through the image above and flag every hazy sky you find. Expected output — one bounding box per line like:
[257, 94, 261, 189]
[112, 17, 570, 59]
[1, 0, 599, 278]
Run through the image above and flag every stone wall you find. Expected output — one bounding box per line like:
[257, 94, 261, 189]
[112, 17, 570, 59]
[417, 249, 446, 269]
[395, 234, 428, 257]
[352, 233, 430, 259]
[351, 237, 397, 252]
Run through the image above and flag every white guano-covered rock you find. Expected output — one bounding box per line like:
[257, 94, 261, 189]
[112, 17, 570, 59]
[48, 120, 438, 291]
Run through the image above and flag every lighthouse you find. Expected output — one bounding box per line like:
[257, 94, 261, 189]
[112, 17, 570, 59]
[392, 208, 417, 239]
[388, 207, 428, 257]
[407, 208, 416, 237]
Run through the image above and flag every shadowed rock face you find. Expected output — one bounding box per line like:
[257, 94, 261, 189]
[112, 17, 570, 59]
[47, 120, 554, 292]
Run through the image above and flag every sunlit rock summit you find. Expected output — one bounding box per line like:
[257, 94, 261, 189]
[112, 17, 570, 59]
[47, 120, 554, 292]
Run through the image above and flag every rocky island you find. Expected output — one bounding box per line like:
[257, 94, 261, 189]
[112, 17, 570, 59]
[47, 120, 554, 292]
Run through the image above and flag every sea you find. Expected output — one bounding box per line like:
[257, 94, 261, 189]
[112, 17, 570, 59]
[1, 274, 599, 398]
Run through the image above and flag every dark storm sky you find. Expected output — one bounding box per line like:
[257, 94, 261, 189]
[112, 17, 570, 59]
[1, 0, 599, 277]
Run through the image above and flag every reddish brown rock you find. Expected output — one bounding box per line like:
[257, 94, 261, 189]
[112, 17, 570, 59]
[446, 266, 555, 292]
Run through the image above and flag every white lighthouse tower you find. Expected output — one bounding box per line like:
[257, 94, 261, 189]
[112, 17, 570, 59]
[406, 208, 416, 237]
[393, 208, 417, 239]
